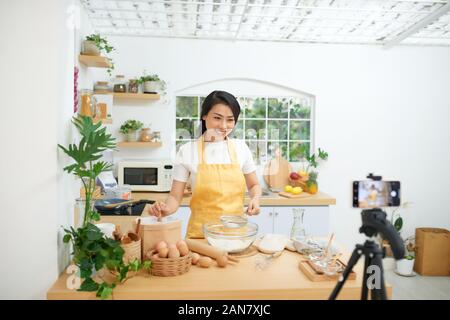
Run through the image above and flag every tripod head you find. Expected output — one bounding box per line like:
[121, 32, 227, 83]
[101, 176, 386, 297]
[359, 208, 405, 260]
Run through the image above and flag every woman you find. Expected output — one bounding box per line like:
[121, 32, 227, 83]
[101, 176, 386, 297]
[148, 90, 262, 238]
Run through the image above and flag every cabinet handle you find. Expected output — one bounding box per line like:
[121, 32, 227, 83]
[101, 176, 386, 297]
[274, 212, 279, 217]
[269, 212, 273, 217]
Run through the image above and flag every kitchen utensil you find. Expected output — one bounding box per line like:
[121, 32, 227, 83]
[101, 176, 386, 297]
[94, 199, 154, 216]
[263, 151, 292, 191]
[185, 239, 239, 263]
[202, 221, 258, 253]
[126, 218, 141, 242]
[103, 199, 140, 209]
[323, 233, 335, 259]
[220, 213, 248, 228]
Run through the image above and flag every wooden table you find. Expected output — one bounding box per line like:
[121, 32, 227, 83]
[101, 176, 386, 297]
[47, 247, 391, 300]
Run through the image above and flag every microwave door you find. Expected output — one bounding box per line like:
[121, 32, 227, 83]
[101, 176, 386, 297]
[123, 168, 158, 186]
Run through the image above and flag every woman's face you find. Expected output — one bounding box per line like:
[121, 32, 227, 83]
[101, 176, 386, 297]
[202, 103, 236, 141]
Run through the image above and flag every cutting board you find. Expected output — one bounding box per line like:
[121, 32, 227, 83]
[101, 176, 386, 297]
[278, 192, 311, 198]
[263, 151, 292, 191]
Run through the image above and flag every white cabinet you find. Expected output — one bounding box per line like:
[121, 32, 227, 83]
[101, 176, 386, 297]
[174, 205, 330, 239]
[247, 207, 274, 235]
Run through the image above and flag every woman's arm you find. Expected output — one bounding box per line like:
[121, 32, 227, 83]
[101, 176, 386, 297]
[244, 172, 262, 215]
[147, 180, 186, 217]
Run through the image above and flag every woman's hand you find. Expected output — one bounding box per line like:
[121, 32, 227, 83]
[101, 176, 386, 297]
[147, 201, 171, 219]
[246, 197, 260, 216]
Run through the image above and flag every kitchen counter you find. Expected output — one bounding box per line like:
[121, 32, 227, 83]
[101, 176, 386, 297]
[131, 190, 336, 206]
[47, 243, 389, 300]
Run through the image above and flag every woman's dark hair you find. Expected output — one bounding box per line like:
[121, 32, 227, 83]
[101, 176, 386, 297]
[200, 90, 241, 134]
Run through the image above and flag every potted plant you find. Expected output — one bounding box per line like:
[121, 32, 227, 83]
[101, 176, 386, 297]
[137, 72, 167, 94]
[288, 145, 328, 194]
[119, 119, 144, 142]
[58, 116, 151, 299]
[396, 236, 416, 276]
[82, 33, 115, 76]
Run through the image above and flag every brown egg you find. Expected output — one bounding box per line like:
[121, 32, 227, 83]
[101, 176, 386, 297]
[198, 256, 212, 268]
[168, 245, 180, 259]
[158, 247, 169, 258]
[155, 241, 167, 252]
[191, 253, 200, 265]
[177, 240, 187, 248]
[177, 243, 189, 257]
[216, 255, 228, 268]
[151, 254, 160, 261]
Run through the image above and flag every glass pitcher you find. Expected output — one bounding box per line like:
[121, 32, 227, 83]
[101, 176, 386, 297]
[79, 89, 96, 117]
[290, 208, 306, 240]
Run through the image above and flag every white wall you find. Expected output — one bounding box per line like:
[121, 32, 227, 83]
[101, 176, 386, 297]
[99, 35, 450, 249]
[0, 0, 74, 299]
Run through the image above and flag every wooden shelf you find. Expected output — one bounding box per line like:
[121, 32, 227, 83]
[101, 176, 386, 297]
[78, 54, 111, 68]
[117, 141, 162, 148]
[113, 92, 160, 100]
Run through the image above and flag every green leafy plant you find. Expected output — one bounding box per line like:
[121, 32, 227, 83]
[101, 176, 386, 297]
[58, 116, 152, 299]
[85, 33, 115, 76]
[58, 116, 116, 225]
[390, 201, 413, 233]
[86, 33, 115, 53]
[119, 119, 144, 134]
[63, 223, 152, 299]
[137, 71, 167, 93]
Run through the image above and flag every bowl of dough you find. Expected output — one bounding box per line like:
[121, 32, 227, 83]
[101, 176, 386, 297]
[203, 218, 258, 253]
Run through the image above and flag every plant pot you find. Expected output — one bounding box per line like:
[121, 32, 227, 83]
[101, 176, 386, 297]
[143, 81, 159, 93]
[125, 131, 138, 142]
[396, 258, 415, 276]
[82, 40, 101, 56]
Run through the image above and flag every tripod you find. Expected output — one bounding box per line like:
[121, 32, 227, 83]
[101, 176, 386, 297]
[329, 239, 387, 300]
[329, 208, 404, 300]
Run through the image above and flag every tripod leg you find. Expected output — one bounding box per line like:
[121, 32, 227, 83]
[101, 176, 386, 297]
[361, 253, 371, 300]
[329, 247, 362, 300]
[370, 253, 387, 300]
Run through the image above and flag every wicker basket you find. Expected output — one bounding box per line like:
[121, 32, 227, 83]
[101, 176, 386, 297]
[121, 238, 142, 264]
[146, 250, 192, 277]
[288, 178, 307, 189]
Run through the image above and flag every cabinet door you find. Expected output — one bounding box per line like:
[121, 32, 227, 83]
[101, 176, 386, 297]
[172, 206, 191, 238]
[273, 206, 330, 237]
[246, 207, 274, 235]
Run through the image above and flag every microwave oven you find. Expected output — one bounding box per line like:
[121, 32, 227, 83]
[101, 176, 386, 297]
[118, 160, 173, 192]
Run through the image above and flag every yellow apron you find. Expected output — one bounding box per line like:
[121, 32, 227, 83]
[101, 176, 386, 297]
[186, 136, 246, 238]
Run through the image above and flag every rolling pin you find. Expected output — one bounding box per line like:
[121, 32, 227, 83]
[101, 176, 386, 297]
[185, 239, 239, 262]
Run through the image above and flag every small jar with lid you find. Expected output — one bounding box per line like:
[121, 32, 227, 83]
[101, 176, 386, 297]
[128, 79, 139, 93]
[113, 75, 126, 93]
[151, 131, 161, 142]
[94, 81, 111, 93]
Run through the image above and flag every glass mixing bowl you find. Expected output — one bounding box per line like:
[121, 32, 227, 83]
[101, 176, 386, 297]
[203, 222, 258, 253]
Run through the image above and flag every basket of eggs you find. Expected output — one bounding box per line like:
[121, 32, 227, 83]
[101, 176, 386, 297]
[145, 240, 192, 277]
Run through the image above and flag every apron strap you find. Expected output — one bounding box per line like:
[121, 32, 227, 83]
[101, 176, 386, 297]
[197, 135, 239, 164]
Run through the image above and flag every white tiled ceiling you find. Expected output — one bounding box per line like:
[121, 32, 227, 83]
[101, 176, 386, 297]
[81, 0, 450, 47]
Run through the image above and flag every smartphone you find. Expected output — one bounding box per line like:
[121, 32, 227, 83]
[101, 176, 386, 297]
[352, 180, 401, 208]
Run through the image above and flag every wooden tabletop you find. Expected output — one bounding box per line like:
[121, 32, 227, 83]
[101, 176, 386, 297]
[132, 191, 336, 206]
[47, 246, 390, 300]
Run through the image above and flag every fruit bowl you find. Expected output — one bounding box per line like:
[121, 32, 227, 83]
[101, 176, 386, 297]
[288, 177, 306, 189]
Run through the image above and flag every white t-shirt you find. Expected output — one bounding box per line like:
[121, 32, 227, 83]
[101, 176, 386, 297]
[172, 139, 256, 191]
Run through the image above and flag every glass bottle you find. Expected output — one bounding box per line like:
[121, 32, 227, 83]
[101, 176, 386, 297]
[290, 208, 306, 240]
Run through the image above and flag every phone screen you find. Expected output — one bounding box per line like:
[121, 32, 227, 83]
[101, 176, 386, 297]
[353, 181, 401, 208]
